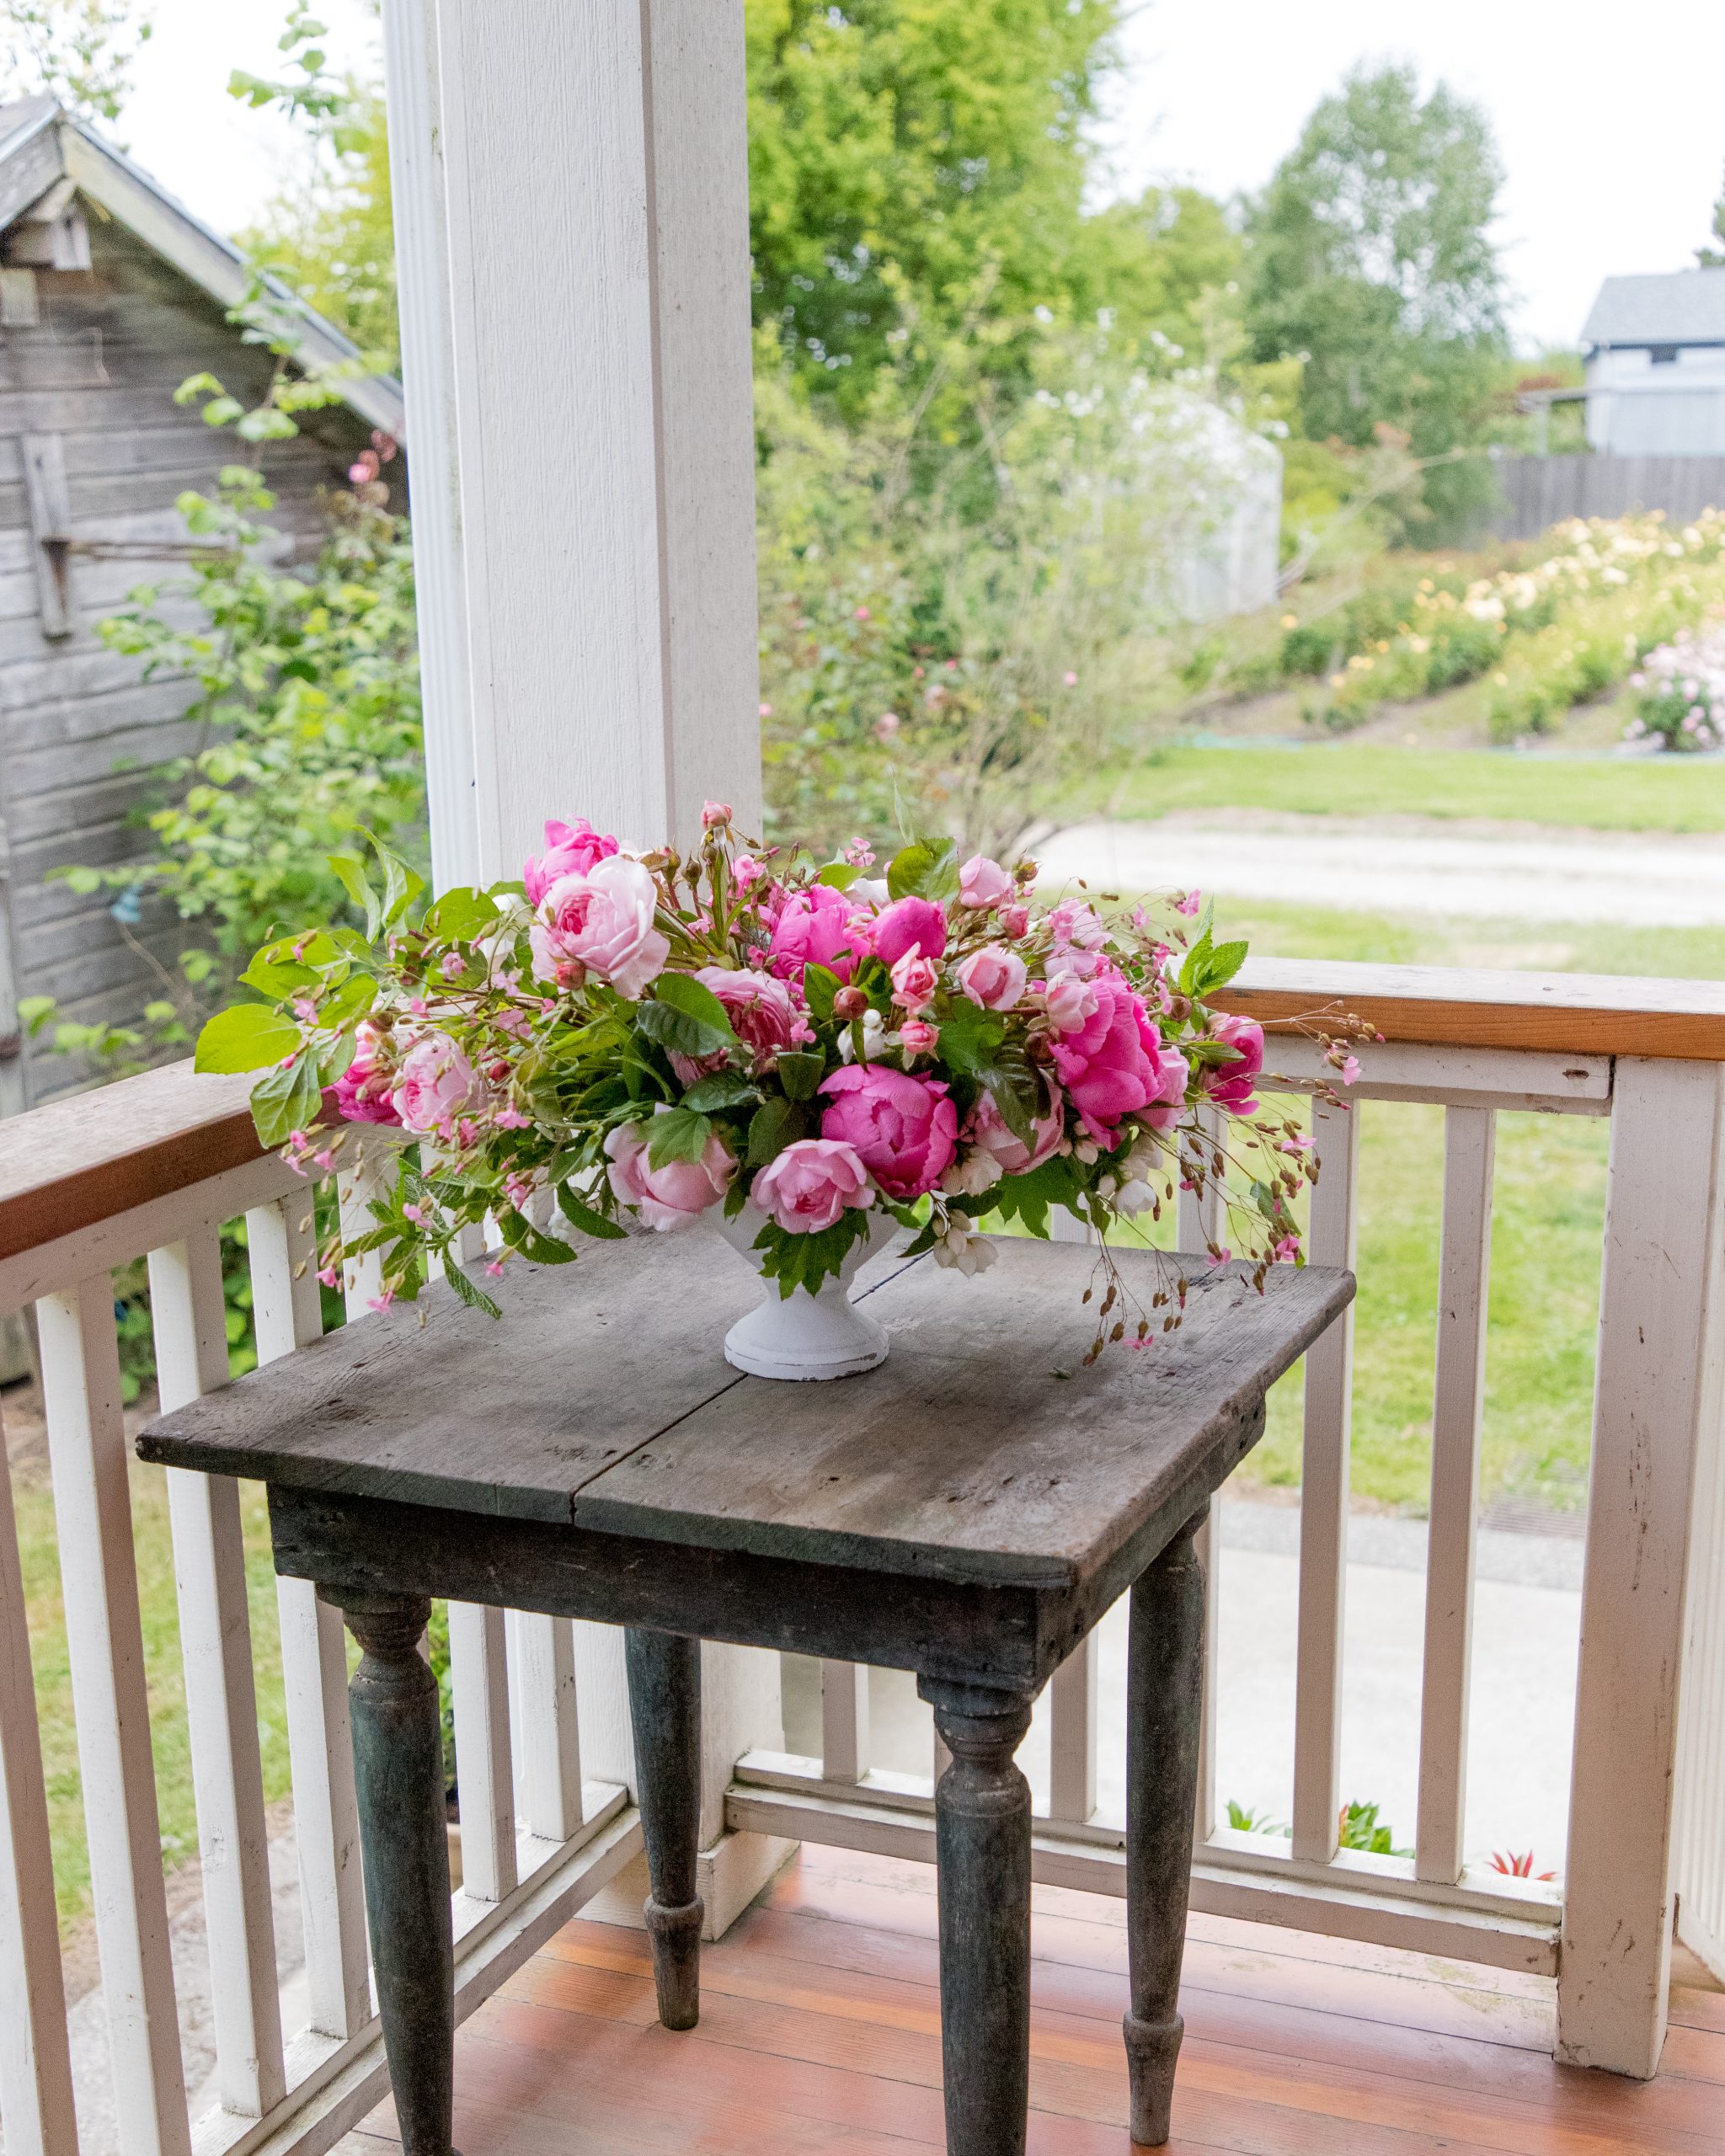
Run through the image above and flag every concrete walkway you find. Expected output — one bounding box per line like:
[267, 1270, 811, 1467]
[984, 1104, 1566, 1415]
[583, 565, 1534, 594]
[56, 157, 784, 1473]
[1034, 814, 1725, 926]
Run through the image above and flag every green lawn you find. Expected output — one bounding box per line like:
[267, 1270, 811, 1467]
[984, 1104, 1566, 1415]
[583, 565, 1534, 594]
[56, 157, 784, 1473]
[1099, 742, 1725, 831]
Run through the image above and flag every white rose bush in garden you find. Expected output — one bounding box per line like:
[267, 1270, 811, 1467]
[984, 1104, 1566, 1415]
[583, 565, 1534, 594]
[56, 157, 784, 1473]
[195, 808, 1370, 1364]
[1626, 613, 1725, 752]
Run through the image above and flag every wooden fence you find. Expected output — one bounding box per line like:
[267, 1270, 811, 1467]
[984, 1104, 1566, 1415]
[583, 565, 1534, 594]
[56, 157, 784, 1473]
[1487, 453, 1725, 541]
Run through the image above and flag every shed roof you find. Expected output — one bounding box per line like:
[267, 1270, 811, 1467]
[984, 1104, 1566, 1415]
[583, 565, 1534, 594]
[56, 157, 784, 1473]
[1582, 270, 1725, 350]
[0, 94, 404, 438]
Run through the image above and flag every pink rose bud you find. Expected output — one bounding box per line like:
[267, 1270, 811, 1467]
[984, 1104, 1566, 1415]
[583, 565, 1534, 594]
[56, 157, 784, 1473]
[899, 1018, 939, 1059]
[833, 986, 868, 1021]
[959, 855, 1014, 908]
[998, 903, 1031, 939]
[702, 800, 732, 828]
[889, 951, 939, 1011]
[871, 896, 946, 969]
[954, 946, 1027, 1011]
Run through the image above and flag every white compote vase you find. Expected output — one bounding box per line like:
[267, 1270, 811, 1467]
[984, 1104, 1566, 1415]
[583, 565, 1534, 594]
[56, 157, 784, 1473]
[713, 1203, 902, 1380]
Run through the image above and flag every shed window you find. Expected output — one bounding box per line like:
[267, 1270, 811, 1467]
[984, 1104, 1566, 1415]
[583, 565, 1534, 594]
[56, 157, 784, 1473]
[1650, 345, 1680, 365]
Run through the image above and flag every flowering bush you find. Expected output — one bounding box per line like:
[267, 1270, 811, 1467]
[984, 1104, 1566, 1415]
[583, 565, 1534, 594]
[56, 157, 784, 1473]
[195, 809, 1365, 1360]
[1625, 616, 1725, 751]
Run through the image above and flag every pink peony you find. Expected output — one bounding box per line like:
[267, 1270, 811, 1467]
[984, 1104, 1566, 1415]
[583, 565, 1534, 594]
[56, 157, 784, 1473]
[959, 855, 1014, 909]
[955, 946, 1027, 1011]
[530, 855, 669, 999]
[605, 1113, 734, 1230]
[391, 1031, 481, 1136]
[820, 1064, 958, 1200]
[965, 1088, 1065, 1177]
[694, 966, 813, 1070]
[751, 1137, 874, 1235]
[523, 819, 618, 905]
[769, 883, 873, 985]
[1049, 977, 1189, 1142]
[334, 1020, 402, 1126]
[1201, 1013, 1264, 1115]
[870, 896, 947, 969]
[889, 951, 939, 1011]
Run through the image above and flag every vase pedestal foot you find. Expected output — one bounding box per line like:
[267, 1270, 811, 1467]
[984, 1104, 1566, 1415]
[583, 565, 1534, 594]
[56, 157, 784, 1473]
[722, 1289, 889, 1381]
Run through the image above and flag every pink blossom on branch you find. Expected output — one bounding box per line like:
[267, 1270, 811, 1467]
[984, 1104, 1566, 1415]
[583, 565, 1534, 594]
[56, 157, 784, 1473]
[530, 855, 670, 1000]
[889, 951, 939, 1011]
[391, 1031, 482, 1136]
[958, 854, 1014, 909]
[334, 1019, 402, 1126]
[1199, 1013, 1265, 1116]
[955, 945, 1028, 1011]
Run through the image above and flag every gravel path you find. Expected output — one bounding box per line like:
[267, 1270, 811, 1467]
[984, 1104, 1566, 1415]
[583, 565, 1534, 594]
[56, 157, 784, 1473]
[1034, 814, 1725, 926]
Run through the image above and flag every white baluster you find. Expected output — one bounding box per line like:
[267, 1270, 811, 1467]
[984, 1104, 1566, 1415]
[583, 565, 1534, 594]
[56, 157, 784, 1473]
[1048, 1637, 1098, 1824]
[510, 1611, 584, 1841]
[150, 1230, 286, 2118]
[449, 1603, 516, 1900]
[40, 1275, 191, 2156]
[820, 1661, 869, 1785]
[339, 1146, 391, 1316]
[1291, 1096, 1359, 1863]
[247, 1196, 371, 2041]
[1416, 1108, 1495, 1885]
[0, 1421, 77, 2156]
[1179, 1118, 1224, 1843]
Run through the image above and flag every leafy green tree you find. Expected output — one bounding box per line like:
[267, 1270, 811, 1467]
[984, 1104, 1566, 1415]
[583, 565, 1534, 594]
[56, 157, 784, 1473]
[0, 0, 151, 122]
[1244, 63, 1509, 540]
[1700, 162, 1725, 268]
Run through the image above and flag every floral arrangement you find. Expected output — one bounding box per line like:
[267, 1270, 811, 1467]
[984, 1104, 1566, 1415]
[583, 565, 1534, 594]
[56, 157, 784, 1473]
[1626, 615, 1725, 752]
[195, 808, 1367, 1359]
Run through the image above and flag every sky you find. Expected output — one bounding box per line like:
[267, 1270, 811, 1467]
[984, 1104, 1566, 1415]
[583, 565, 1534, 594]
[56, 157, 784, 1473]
[99, 0, 1725, 355]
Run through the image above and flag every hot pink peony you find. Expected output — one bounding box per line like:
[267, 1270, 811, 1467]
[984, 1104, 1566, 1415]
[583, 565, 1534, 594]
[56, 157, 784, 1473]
[605, 1113, 734, 1230]
[695, 967, 813, 1069]
[964, 1087, 1064, 1177]
[522, 819, 618, 905]
[870, 896, 947, 969]
[391, 1031, 481, 1136]
[1049, 977, 1189, 1141]
[820, 1064, 958, 1200]
[1201, 1013, 1264, 1115]
[334, 1019, 402, 1125]
[768, 884, 873, 985]
[959, 855, 1014, 909]
[751, 1137, 874, 1235]
[530, 855, 669, 1000]
[955, 945, 1027, 1011]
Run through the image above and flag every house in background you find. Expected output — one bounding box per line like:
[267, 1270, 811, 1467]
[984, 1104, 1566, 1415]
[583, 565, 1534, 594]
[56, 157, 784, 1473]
[1580, 268, 1725, 456]
[0, 95, 404, 1109]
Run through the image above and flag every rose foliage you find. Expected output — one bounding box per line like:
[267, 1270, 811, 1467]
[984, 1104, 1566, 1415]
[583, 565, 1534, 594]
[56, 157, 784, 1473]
[195, 810, 1364, 1357]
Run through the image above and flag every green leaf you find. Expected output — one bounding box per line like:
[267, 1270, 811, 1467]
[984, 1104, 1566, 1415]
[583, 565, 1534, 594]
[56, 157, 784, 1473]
[361, 829, 425, 929]
[886, 837, 959, 902]
[755, 1207, 870, 1299]
[329, 852, 382, 940]
[555, 1184, 628, 1241]
[495, 1209, 577, 1263]
[239, 955, 318, 999]
[802, 963, 841, 1025]
[321, 974, 377, 1029]
[680, 1070, 760, 1113]
[932, 998, 1005, 1079]
[814, 861, 862, 891]
[646, 1106, 714, 1169]
[1200, 938, 1249, 991]
[195, 1002, 302, 1074]
[745, 1094, 806, 1168]
[423, 887, 499, 942]
[775, 1051, 826, 1102]
[636, 973, 738, 1058]
[248, 1054, 323, 1147]
[441, 1253, 502, 1320]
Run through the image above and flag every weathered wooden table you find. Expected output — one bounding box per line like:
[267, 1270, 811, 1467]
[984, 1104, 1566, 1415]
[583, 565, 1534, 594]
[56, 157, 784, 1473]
[138, 1235, 1351, 2156]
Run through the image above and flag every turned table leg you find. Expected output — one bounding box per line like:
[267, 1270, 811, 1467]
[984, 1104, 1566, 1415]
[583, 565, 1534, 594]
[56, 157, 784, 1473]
[1124, 1508, 1208, 2147]
[921, 1677, 1035, 2156]
[338, 1589, 458, 2156]
[625, 1626, 704, 2030]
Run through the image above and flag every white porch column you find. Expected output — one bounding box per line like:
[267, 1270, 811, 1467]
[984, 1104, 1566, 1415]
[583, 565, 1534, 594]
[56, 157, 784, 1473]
[382, 0, 786, 1924]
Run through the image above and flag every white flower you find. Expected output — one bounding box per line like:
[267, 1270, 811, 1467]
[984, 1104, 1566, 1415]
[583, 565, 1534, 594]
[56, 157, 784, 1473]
[1115, 1179, 1158, 1216]
[933, 1219, 997, 1275]
[837, 1009, 891, 1063]
[942, 1147, 1004, 1198]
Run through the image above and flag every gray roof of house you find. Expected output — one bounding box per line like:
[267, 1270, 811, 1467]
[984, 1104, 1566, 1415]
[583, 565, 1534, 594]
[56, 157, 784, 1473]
[0, 94, 404, 438]
[1582, 270, 1725, 350]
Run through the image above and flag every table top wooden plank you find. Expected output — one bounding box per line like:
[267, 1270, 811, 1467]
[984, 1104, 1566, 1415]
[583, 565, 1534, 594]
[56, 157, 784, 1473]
[138, 1231, 1350, 1590]
[574, 1242, 1351, 1588]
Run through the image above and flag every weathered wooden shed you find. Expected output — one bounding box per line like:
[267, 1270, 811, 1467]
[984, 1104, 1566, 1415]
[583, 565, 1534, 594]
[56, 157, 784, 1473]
[0, 94, 405, 1107]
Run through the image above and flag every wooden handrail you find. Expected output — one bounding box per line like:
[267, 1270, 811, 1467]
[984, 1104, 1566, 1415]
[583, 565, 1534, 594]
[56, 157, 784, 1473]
[3, 958, 1725, 1262]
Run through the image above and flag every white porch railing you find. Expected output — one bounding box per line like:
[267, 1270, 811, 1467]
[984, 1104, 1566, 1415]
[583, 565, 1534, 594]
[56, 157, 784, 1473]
[0, 1066, 642, 2156]
[726, 959, 1725, 2084]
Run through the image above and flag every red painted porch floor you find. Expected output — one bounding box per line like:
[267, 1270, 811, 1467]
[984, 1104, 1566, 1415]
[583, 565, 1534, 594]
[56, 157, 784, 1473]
[337, 1843, 1724, 2154]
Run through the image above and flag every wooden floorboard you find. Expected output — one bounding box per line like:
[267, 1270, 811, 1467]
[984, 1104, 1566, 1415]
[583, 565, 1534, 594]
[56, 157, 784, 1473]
[334, 1844, 1724, 2156]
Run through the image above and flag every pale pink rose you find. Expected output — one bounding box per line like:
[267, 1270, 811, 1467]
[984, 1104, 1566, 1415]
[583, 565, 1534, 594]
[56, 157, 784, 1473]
[605, 1113, 734, 1230]
[889, 951, 939, 1011]
[959, 855, 1014, 909]
[1050, 978, 1189, 1142]
[965, 1088, 1064, 1177]
[1045, 974, 1100, 1033]
[820, 1065, 958, 1200]
[751, 1137, 874, 1235]
[702, 800, 731, 827]
[1048, 899, 1108, 950]
[522, 819, 618, 905]
[529, 855, 670, 1000]
[870, 896, 947, 969]
[334, 1019, 402, 1126]
[768, 884, 873, 985]
[1200, 1013, 1265, 1115]
[391, 1031, 481, 1136]
[955, 946, 1027, 1010]
[998, 902, 1031, 939]
[693, 966, 813, 1070]
[899, 1017, 939, 1059]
